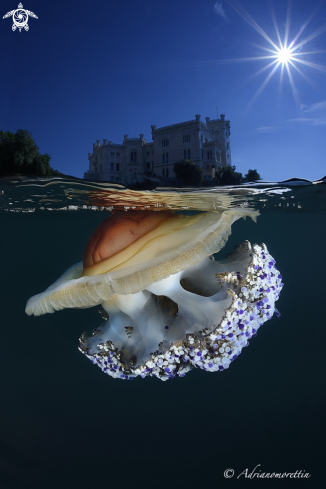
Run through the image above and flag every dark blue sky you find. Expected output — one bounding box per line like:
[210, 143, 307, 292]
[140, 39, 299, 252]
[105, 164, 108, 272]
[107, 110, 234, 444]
[1, 0, 326, 180]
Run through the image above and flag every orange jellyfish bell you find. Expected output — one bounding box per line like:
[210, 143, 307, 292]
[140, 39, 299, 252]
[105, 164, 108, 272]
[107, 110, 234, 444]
[26, 207, 261, 315]
[83, 210, 175, 269]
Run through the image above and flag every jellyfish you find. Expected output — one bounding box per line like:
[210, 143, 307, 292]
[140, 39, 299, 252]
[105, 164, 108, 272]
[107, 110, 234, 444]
[26, 209, 283, 381]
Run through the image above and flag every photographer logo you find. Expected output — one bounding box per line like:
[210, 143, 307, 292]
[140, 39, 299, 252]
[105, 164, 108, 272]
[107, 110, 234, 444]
[3, 3, 38, 32]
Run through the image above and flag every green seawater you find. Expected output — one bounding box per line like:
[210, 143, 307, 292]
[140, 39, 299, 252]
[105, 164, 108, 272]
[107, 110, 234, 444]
[0, 178, 325, 489]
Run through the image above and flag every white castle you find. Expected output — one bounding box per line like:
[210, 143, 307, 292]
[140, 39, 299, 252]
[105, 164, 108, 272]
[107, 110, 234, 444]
[84, 113, 231, 186]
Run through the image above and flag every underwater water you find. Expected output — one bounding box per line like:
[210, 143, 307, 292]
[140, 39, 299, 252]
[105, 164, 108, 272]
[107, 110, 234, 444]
[0, 178, 325, 488]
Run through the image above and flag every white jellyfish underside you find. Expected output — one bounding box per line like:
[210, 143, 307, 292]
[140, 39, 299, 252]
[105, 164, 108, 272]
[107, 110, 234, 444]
[25, 209, 283, 381]
[79, 241, 283, 380]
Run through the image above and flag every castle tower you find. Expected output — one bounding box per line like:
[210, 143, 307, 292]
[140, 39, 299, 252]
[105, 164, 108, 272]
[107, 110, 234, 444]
[204, 114, 231, 167]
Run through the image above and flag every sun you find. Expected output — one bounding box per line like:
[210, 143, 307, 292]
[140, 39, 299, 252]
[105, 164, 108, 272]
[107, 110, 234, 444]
[276, 46, 293, 65]
[219, 0, 326, 113]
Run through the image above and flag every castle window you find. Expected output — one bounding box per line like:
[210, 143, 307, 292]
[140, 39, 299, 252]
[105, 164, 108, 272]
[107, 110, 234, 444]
[131, 151, 137, 163]
[166, 168, 169, 178]
[162, 169, 165, 177]
[188, 149, 191, 159]
[117, 153, 120, 157]
[162, 152, 169, 163]
[162, 139, 169, 147]
[116, 163, 120, 171]
[146, 151, 150, 156]
[111, 163, 114, 170]
[183, 135, 191, 143]
[147, 162, 150, 169]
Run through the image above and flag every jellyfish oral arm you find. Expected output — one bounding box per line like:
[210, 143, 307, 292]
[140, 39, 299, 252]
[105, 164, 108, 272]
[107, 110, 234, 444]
[102, 290, 150, 318]
[79, 241, 284, 380]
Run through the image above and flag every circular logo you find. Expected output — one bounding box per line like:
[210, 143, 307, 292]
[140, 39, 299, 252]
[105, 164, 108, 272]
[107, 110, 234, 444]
[13, 8, 28, 28]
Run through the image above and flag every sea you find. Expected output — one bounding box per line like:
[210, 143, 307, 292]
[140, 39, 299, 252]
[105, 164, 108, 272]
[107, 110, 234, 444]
[0, 176, 325, 489]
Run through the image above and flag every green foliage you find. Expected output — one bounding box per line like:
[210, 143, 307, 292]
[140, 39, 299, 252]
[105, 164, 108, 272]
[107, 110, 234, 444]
[244, 169, 262, 182]
[173, 159, 203, 186]
[0, 129, 52, 177]
[214, 165, 243, 186]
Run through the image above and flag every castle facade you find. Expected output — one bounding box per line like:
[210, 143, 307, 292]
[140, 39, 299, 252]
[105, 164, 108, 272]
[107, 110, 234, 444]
[84, 113, 231, 186]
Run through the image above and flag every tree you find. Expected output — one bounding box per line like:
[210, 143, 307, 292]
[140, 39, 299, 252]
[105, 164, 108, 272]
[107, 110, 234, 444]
[244, 169, 262, 182]
[173, 159, 203, 186]
[214, 165, 243, 186]
[0, 129, 52, 177]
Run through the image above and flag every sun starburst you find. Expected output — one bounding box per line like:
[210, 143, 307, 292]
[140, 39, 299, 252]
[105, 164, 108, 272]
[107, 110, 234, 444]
[276, 46, 293, 65]
[223, 0, 326, 114]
